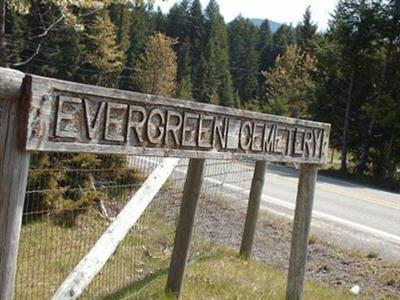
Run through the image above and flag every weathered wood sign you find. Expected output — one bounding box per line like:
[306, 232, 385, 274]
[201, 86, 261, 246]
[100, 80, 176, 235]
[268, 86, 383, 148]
[22, 75, 330, 163]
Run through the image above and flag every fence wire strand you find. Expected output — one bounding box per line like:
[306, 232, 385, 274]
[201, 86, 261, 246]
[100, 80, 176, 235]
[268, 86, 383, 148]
[15, 154, 257, 299]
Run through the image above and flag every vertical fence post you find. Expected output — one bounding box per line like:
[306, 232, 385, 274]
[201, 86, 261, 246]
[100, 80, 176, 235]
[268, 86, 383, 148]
[0, 69, 29, 300]
[240, 161, 266, 259]
[286, 164, 318, 300]
[166, 158, 205, 298]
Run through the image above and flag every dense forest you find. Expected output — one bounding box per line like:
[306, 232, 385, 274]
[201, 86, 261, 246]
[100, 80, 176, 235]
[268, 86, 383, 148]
[1, 0, 400, 190]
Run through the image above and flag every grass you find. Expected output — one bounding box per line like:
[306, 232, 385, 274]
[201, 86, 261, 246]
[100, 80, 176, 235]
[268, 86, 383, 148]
[15, 196, 178, 300]
[308, 234, 319, 245]
[15, 195, 362, 300]
[127, 248, 356, 300]
[366, 251, 379, 259]
[15, 186, 399, 299]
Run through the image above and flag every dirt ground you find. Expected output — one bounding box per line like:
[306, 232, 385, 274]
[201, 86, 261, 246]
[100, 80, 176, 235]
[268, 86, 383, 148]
[156, 189, 400, 299]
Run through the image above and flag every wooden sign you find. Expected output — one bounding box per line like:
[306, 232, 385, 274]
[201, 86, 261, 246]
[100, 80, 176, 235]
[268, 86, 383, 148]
[22, 75, 330, 163]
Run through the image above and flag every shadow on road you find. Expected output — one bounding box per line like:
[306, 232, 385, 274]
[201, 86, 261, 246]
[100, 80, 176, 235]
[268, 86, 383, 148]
[266, 163, 399, 194]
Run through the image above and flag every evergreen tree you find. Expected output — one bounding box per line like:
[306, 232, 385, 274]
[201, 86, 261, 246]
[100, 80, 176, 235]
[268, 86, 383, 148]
[166, 0, 191, 40]
[134, 32, 177, 96]
[258, 19, 273, 70]
[120, 3, 154, 90]
[4, 6, 27, 66]
[203, 0, 233, 106]
[166, 0, 192, 98]
[108, 2, 131, 58]
[189, 0, 207, 101]
[296, 6, 318, 52]
[373, 0, 400, 181]
[327, 0, 381, 172]
[257, 19, 274, 102]
[355, 0, 397, 174]
[153, 7, 166, 32]
[81, 9, 123, 87]
[228, 16, 259, 104]
[2, 0, 121, 67]
[263, 45, 317, 118]
[10, 2, 82, 79]
[40, 27, 82, 81]
[272, 24, 296, 60]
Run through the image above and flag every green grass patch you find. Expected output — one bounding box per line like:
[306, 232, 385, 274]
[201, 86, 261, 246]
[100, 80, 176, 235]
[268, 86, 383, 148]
[127, 247, 356, 300]
[15, 197, 177, 299]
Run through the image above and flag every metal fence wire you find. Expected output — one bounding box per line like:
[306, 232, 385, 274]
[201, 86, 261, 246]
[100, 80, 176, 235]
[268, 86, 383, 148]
[14, 153, 256, 299]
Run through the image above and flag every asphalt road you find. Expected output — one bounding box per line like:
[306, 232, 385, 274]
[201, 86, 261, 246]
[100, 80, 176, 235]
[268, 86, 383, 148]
[264, 164, 400, 240]
[202, 161, 400, 260]
[135, 157, 400, 260]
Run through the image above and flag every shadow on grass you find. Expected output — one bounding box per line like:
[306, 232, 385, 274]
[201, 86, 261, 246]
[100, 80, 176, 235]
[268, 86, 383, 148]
[100, 252, 218, 300]
[100, 267, 170, 300]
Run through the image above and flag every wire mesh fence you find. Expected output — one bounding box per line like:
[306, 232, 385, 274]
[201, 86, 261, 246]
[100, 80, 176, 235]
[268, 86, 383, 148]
[14, 153, 256, 299]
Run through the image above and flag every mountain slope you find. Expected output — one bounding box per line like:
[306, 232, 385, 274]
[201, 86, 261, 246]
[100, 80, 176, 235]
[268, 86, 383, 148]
[249, 18, 281, 32]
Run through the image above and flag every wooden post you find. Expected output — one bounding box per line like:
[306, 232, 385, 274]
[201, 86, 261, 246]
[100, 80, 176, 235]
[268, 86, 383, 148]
[0, 68, 29, 300]
[240, 161, 266, 259]
[286, 164, 318, 300]
[166, 158, 205, 298]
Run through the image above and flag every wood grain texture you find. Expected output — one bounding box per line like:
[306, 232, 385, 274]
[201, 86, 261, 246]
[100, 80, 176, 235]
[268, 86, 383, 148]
[52, 157, 180, 300]
[0, 94, 30, 300]
[22, 74, 331, 164]
[0, 67, 25, 100]
[166, 158, 205, 297]
[240, 161, 266, 259]
[286, 164, 318, 300]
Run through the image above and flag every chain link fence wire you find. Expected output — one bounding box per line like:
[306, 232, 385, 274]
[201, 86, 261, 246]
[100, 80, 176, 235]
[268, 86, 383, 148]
[193, 160, 255, 251]
[14, 154, 257, 299]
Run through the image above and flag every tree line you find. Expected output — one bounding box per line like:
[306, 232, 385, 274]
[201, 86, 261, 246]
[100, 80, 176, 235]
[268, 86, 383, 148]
[2, 0, 400, 190]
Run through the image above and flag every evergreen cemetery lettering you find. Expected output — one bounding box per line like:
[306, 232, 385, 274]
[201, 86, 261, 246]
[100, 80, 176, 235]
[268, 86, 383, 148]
[24, 75, 330, 163]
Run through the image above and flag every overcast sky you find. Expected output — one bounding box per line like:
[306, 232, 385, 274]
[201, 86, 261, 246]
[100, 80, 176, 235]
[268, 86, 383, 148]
[154, 0, 338, 31]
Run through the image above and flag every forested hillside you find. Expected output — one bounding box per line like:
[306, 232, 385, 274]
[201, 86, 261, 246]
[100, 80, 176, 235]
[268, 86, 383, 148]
[1, 0, 399, 189]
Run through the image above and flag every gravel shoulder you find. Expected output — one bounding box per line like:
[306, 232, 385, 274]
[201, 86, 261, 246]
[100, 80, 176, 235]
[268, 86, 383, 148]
[156, 189, 400, 299]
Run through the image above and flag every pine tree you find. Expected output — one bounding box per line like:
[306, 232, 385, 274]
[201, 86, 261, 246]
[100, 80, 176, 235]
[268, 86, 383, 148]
[10, 2, 82, 79]
[203, 0, 233, 106]
[228, 16, 259, 104]
[108, 2, 131, 57]
[167, 0, 191, 40]
[4, 5, 27, 66]
[258, 19, 273, 71]
[120, 3, 154, 90]
[167, 0, 192, 98]
[353, 1, 393, 174]
[41, 27, 82, 81]
[257, 19, 274, 102]
[153, 7, 166, 32]
[82, 9, 123, 87]
[297, 6, 318, 52]
[2, 0, 122, 67]
[134, 32, 177, 96]
[189, 0, 207, 102]
[263, 45, 317, 118]
[272, 24, 296, 60]
[328, 0, 381, 172]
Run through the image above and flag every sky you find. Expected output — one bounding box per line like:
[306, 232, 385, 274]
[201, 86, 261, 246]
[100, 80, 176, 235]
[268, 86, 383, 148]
[154, 0, 338, 31]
